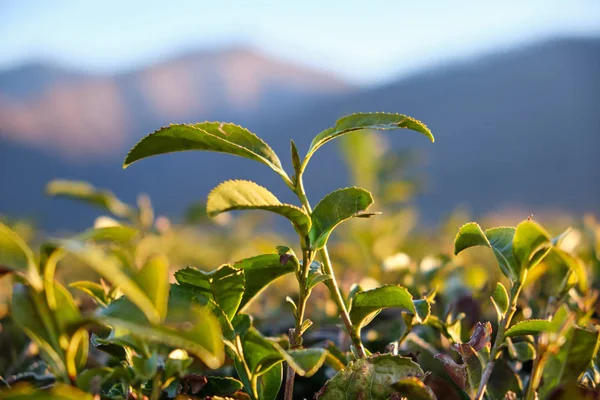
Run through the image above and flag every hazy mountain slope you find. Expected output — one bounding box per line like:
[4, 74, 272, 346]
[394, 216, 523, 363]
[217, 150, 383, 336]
[0, 47, 351, 160]
[292, 38, 600, 220]
[1, 38, 598, 230]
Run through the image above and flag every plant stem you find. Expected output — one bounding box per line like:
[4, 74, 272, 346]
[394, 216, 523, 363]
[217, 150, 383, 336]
[293, 175, 366, 358]
[320, 247, 366, 357]
[150, 372, 163, 400]
[474, 276, 525, 400]
[284, 249, 312, 400]
[525, 348, 548, 400]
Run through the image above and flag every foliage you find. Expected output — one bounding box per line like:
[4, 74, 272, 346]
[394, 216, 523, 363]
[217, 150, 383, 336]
[1, 112, 599, 400]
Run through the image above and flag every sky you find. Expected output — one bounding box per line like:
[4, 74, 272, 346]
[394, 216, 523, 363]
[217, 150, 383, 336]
[1, 1, 600, 85]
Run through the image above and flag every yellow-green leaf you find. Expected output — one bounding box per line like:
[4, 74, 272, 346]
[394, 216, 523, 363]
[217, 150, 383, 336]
[207, 180, 311, 236]
[0, 222, 41, 290]
[309, 187, 373, 250]
[305, 113, 433, 167]
[123, 122, 288, 179]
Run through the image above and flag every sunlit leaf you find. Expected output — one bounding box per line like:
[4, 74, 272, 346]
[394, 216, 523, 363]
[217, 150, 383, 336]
[539, 326, 600, 399]
[287, 348, 329, 378]
[175, 264, 245, 321]
[454, 222, 491, 255]
[207, 180, 311, 236]
[72, 226, 138, 244]
[315, 354, 425, 399]
[305, 113, 434, 167]
[0, 383, 95, 400]
[59, 240, 161, 324]
[546, 247, 588, 292]
[491, 282, 509, 319]
[309, 187, 373, 250]
[0, 222, 42, 290]
[392, 377, 437, 399]
[11, 284, 66, 378]
[349, 285, 417, 334]
[46, 179, 134, 219]
[66, 328, 89, 380]
[233, 254, 295, 312]
[123, 122, 288, 179]
[513, 220, 552, 270]
[505, 319, 551, 338]
[98, 297, 225, 369]
[455, 222, 519, 281]
[135, 254, 170, 322]
[69, 281, 108, 307]
[242, 328, 328, 378]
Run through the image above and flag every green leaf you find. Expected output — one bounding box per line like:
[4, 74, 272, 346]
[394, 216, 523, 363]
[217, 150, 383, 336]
[547, 247, 588, 292]
[123, 122, 288, 179]
[539, 326, 600, 399]
[46, 179, 134, 219]
[51, 282, 82, 334]
[315, 354, 425, 399]
[59, 240, 161, 324]
[413, 299, 431, 323]
[242, 328, 328, 378]
[305, 113, 434, 167]
[241, 328, 285, 377]
[175, 264, 245, 321]
[0, 222, 42, 290]
[72, 226, 138, 244]
[76, 367, 113, 392]
[207, 180, 310, 236]
[309, 187, 374, 250]
[169, 283, 236, 341]
[135, 255, 170, 322]
[349, 285, 417, 334]
[392, 377, 437, 400]
[508, 341, 536, 361]
[257, 363, 283, 400]
[0, 383, 95, 400]
[233, 254, 295, 312]
[11, 284, 66, 377]
[485, 227, 519, 280]
[98, 300, 225, 369]
[513, 220, 552, 270]
[132, 353, 158, 380]
[454, 222, 491, 255]
[69, 281, 108, 307]
[487, 359, 523, 400]
[455, 223, 519, 281]
[196, 376, 245, 398]
[66, 328, 89, 381]
[491, 282, 509, 319]
[287, 348, 329, 378]
[505, 319, 551, 338]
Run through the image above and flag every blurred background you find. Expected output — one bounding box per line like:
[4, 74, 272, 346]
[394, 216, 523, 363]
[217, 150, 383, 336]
[0, 0, 599, 231]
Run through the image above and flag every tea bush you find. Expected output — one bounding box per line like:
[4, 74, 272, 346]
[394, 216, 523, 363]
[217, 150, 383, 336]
[1, 113, 599, 400]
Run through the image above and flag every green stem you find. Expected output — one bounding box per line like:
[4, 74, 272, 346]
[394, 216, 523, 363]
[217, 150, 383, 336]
[525, 348, 548, 400]
[474, 274, 526, 400]
[284, 249, 312, 400]
[293, 174, 366, 358]
[150, 371, 163, 400]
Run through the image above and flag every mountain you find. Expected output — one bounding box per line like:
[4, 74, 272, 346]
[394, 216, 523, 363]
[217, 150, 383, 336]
[1, 38, 599, 230]
[0, 47, 351, 160]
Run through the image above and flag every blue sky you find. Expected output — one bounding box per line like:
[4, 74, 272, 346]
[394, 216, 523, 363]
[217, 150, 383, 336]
[1, 1, 599, 84]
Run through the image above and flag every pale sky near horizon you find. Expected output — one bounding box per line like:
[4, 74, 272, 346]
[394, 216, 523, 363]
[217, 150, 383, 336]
[1, 1, 599, 84]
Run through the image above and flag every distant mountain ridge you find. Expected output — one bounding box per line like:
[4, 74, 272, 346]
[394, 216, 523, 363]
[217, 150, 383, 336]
[1, 37, 598, 230]
[0, 47, 351, 160]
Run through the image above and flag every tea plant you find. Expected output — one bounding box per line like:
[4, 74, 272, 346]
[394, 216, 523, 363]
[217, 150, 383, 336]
[1, 112, 599, 400]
